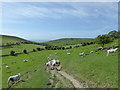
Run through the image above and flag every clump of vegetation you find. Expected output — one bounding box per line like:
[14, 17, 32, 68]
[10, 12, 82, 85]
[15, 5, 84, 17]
[23, 49, 28, 54]
[33, 49, 36, 52]
[10, 51, 15, 56]
[37, 47, 41, 51]
[95, 30, 119, 47]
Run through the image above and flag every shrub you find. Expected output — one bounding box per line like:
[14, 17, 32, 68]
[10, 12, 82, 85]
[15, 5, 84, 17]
[10, 51, 15, 56]
[23, 49, 28, 54]
[37, 48, 41, 51]
[33, 49, 36, 52]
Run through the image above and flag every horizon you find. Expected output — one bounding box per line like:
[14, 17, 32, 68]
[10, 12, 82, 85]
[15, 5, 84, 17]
[1, 34, 95, 43]
[1, 2, 118, 40]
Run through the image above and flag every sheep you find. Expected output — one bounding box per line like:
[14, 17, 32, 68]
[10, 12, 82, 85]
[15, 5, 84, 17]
[23, 60, 28, 62]
[79, 52, 85, 56]
[5, 65, 10, 69]
[67, 53, 71, 55]
[45, 61, 51, 66]
[55, 52, 57, 55]
[45, 59, 61, 71]
[106, 48, 118, 56]
[7, 73, 21, 86]
[98, 47, 103, 50]
[90, 51, 94, 54]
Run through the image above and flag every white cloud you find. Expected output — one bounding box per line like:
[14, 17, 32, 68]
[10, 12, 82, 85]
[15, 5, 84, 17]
[2, 2, 118, 24]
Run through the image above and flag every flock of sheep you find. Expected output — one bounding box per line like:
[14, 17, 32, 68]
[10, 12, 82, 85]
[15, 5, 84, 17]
[45, 54, 61, 71]
[67, 47, 118, 56]
[5, 46, 118, 87]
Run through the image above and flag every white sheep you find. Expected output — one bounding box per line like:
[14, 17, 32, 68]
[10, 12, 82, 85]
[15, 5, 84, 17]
[90, 51, 94, 54]
[79, 52, 85, 56]
[106, 48, 118, 56]
[7, 73, 21, 86]
[23, 60, 28, 62]
[67, 53, 71, 55]
[55, 52, 57, 54]
[6, 65, 10, 69]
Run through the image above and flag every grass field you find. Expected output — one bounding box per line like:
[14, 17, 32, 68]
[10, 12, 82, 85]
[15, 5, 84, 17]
[2, 51, 51, 88]
[44, 38, 94, 46]
[0, 35, 29, 45]
[2, 42, 118, 88]
[2, 36, 118, 88]
[1, 44, 45, 55]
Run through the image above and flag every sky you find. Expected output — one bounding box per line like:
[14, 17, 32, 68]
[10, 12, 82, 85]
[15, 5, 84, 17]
[1, 2, 118, 41]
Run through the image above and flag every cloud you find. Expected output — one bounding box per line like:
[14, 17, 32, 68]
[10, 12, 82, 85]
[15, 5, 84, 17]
[2, 2, 118, 26]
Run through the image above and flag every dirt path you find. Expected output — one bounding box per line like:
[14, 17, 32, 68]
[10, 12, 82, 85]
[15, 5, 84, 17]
[47, 65, 84, 88]
[58, 71, 84, 88]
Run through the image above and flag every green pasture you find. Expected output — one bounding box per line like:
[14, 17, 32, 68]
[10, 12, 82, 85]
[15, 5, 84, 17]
[2, 51, 51, 88]
[2, 44, 45, 55]
[44, 38, 94, 46]
[55, 46, 118, 88]
[1, 35, 28, 45]
[2, 39, 118, 88]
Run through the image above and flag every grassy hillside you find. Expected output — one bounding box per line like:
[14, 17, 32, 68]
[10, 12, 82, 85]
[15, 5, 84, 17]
[44, 38, 94, 46]
[0, 35, 29, 45]
[2, 39, 118, 88]
[2, 44, 45, 55]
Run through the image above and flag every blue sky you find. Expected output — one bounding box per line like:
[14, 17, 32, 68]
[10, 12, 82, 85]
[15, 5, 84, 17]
[1, 2, 118, 41]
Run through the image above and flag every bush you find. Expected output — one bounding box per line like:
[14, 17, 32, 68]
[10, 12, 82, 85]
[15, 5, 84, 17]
[33, 49, 36, 52]
[37, 48, 41, 51]
[23, 49, 28, 54]
[10, 51, 15, 56]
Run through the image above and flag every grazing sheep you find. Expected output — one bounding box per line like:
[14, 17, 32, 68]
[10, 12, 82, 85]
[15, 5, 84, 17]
[106, 48, 118, 56]
[79, 52, 85, 56]
[45, 59, 60, 71]
[6, 65, 10, 69]
[55, 52, 57, 54]
[98, 47, 103, 50]
[45, 61, 51, 66]
[7, 73, 21, 86]
[67, 53, 71, 55]
[90, 51, 94, 54]
[23, 60, 28, 62]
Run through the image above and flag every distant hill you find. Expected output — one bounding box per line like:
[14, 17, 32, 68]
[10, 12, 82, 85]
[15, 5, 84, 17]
[0, 35, 95, 46]
[0, 35, 30, 45]
[44, 38, 94, 46]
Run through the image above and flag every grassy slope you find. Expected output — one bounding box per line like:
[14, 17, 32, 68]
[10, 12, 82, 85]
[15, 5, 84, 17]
[0, 35, 29, 45]
[2, 51, 51, 88]
[2, 38, 118, 88]
[2, 44, 45, 55]
[44, 38, 94, 46]
[56, 46, 118, 88]
[56, 39, 118, 88]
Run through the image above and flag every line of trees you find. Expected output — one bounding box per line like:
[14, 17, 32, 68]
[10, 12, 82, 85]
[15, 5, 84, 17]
[10, 47, 45, 56]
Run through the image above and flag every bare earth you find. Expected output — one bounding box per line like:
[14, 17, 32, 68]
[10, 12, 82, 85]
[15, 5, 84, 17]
[58, 71, 84, 88]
